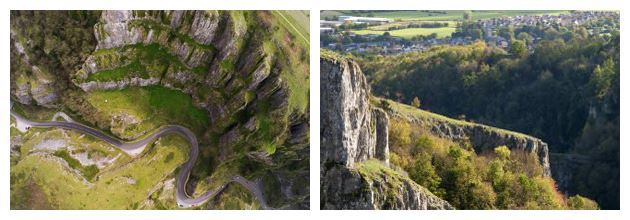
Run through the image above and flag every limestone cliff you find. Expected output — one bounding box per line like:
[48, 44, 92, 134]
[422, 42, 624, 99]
[320, 53, 452, 210]
[320, 56, 389, 168]
[68, 10, 295, 162]
[10, 32, 61, 107]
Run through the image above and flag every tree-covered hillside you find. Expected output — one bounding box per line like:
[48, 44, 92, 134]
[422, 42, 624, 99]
[356, 19, 619, 209]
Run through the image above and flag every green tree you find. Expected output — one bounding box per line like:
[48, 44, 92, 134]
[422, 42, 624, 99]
[589, 58, 616, 99]
[509, 40, 527, 58]
[516, 32, 533, 45]
[568, 195, 599, 210]
[494, 145, 511, 160]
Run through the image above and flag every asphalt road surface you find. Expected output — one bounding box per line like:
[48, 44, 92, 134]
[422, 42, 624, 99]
[10, 105, 270, 209]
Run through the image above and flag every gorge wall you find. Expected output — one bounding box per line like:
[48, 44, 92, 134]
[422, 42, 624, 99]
[320, 54, 453, 210]
[386, 107, 552, 177]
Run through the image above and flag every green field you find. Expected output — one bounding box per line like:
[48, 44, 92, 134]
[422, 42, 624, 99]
[353, 26, 456, 39]
[284, 10, 310, 35]
[329, 10, 570, 21]
[326, 10, 570, 39]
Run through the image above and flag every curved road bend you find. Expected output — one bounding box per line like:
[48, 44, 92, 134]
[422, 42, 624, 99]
[10, 107, 270, 209]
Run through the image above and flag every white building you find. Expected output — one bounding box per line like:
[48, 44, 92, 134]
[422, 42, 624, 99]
[337, 16, 393, 25]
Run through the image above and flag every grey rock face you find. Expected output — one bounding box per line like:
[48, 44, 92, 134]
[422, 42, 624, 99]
[10, 39, 60, 107]
[14, 78, 33, 105]
[320, 57, 376, 168]
[320, 56, 452, 210]
[321, 165, 453, 210]
[77, 77, 160, 92]
[372, 108, 390, 165]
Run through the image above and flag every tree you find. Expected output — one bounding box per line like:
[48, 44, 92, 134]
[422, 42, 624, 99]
[494, 145, 511, 160]
[411, 96, 421, 108]
[589, 58, 616, 99]
[568, 195, 599, 210]
[516, 32, 533, 45]
[509, 40, 527, 58]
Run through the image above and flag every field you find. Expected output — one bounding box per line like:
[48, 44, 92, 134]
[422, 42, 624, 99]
[324, 10, 570, 39]
[352, 26, 456, 39]
[327, 10, 570, 21]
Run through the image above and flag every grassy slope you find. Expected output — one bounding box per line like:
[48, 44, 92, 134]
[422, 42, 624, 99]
[11, 127, 188, 209]
[376, 97, 531, 139]
[270, 10, 310, 115]
[86, 86, 209, 138]
[284, 10, 310, 35]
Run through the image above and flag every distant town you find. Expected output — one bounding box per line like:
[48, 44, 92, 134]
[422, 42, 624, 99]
[321, 11, 619, 56]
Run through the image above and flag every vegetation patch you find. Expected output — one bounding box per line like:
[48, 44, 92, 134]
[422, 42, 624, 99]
[86, 85, 209, 136]
[53, 150, 100, 181]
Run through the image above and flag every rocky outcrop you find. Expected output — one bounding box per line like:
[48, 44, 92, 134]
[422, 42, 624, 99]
[320, 56, 372, 167]
[320, 54, 451, 210]
[373, 108, 390, 165]
[321, 165, 453, 210]
[320, 56, 389, 168]
[10, 35, 60, 107]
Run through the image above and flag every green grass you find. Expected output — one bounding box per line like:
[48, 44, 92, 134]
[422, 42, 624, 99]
[86, 86, 209, 137]
[378, 97, 530, 139]
[274, 11, 309, 46]
[87, 61, 146, 82]
[147, 86, 209, 131]
[53, 150, 99, 181]
[11, 134, 188, 209]
[269, 11, 310, 115]
[368, 20, 457, 31]
[284, 10, 310, 35]
[86, 43, 186, 82]
[353, 26, 456, 39]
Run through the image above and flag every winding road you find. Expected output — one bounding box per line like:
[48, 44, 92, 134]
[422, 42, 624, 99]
[10, 104, 269, 209]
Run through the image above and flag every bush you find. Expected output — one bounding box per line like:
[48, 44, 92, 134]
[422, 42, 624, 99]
[568, 195, 599, 210]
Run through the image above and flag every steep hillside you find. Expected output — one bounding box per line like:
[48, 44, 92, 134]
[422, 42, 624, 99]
[10, 10, 309, 210]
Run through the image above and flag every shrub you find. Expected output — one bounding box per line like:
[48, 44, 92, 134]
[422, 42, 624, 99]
[568, 195, 599, 210]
